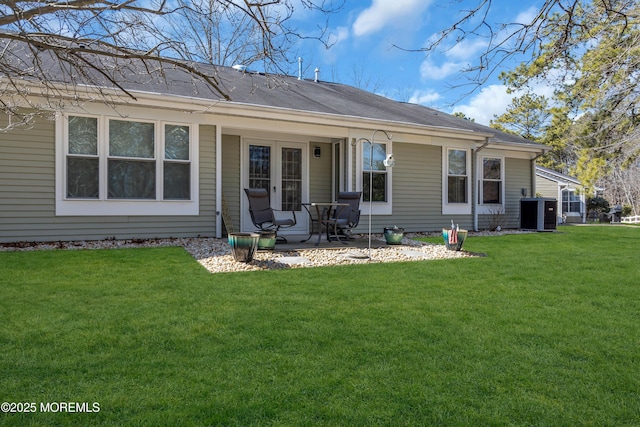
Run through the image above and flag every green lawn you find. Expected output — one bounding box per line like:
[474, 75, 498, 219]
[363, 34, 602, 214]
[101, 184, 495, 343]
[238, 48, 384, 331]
[1, 226, 639, 426]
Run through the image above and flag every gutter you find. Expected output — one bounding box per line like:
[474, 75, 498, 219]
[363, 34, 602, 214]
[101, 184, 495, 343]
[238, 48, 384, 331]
[215, 125, 223, 238]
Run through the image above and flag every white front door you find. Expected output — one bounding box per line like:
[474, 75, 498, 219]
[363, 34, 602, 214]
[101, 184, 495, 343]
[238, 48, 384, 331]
[242, 139, 308, 234]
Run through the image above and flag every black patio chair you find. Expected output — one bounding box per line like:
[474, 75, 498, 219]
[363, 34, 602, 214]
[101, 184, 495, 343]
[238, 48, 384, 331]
[330, 191, 362, 239]
[244, 188, 297, 242]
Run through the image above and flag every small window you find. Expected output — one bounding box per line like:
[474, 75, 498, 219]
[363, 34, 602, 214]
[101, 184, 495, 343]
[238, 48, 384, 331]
[482, 157, 502, 204]
[164, 124, 191, 200]
[447, 149, 468, 204]
[442, 147, 471, 215]
[363, 141, 389, 202]
[67, 116, 99, 199]
[562, 190, 581, 213]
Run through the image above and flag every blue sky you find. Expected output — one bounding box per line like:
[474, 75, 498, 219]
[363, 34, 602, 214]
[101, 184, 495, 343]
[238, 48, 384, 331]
[289, 0, 549, 125]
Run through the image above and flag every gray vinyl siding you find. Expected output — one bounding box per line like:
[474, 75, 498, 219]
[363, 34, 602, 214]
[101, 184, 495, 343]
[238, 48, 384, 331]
[309, 142, 332, 203]
[352, 144, 534, 233]
[197, 125, 217, 234]
[0, 116, 217, 243]
[505, 157, 532, 228]
[353, 142, 473, 234]
[536, 176, 559, 199]
[221, 134, 241, 235]
[478, 157, 532, 230]
[1, 115, 56, 243]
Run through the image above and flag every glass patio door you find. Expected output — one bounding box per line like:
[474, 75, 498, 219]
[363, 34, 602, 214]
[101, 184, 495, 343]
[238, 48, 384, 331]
[243, 139, 307, 233]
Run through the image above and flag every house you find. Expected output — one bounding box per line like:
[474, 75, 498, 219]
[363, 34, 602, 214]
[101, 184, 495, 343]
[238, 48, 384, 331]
[0, 41, 549, 243]
[535, 165, 586, 224]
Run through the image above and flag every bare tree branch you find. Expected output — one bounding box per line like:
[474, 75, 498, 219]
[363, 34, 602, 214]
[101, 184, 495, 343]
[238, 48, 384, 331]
[0, 0, 344, 127]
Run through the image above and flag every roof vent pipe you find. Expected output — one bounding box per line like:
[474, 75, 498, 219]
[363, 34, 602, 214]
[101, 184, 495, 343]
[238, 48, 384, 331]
[314, 67, 320, 82]
[298, 57, 302, 80]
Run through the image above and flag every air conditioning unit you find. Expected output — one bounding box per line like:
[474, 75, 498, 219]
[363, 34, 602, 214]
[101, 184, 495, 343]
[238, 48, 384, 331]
[520, 198, 557, 231]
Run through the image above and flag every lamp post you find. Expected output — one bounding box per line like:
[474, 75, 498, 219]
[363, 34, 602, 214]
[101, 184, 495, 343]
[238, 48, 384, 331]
[353, 130, 393, 259]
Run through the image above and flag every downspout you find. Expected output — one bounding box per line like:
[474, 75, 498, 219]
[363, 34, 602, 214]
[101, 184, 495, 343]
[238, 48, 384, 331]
[530, 151, 546, 199]
[215, 125, 223, 238]
[473, 139, 490, 231]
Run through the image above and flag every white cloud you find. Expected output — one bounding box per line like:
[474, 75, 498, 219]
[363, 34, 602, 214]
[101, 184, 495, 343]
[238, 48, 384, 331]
[514, 6, 539, 25]
[445, 39, 488, 61]
[451, 77, 558, 126]
[352, 0, 432, 37]
[420, 60, 464, 80]
[408, 89, 441, 105]
[451, 84, 512, 126]
[327, 26, 350, 47]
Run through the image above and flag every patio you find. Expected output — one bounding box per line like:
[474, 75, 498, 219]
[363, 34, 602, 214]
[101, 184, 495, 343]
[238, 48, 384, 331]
[194, 232, 474, 273]
[0, 231, 478, 274]
[273, 233, 387, 251]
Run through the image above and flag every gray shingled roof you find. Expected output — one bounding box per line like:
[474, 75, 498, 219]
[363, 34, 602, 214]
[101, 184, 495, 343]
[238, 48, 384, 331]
[2, 38, 547, 150]
[536, 165, 581, 185]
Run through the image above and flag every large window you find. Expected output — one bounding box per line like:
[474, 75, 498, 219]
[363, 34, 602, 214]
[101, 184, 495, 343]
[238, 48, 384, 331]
[59, 113, 197, 215]
[107, 119, 157, 199]
[447, 149, 468, 203]
[481, 157, 502, 204]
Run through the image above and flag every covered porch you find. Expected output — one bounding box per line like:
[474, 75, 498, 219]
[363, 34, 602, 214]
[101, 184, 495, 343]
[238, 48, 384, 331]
[219, 126, 380, 240]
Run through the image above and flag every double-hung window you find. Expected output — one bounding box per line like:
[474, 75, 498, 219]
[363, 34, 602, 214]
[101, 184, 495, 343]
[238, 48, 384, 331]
[107, 119, 157, 199]
[443, 148, 471, 214]
[363, 141, 389, 202]
[447, 149, 468, 204]
[562, 190, 581, 214]
[481, 157, 503, 205]
[58, 113, 198, 216]
[357, 138, 392, 215]
[67, 116, 100, 199]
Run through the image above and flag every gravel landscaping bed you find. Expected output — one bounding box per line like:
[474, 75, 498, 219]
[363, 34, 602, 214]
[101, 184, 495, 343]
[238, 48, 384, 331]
[1, 230, 531, 274]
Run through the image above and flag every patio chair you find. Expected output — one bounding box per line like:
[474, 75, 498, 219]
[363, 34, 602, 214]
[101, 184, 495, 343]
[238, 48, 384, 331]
[330, 191, 362, 240]
[244, 188, 297, 242]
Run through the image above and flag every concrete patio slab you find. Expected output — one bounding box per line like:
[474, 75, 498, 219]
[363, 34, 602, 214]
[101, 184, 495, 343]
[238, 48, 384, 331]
[277, 256, 313, 266]
[399, 249, 432, 258]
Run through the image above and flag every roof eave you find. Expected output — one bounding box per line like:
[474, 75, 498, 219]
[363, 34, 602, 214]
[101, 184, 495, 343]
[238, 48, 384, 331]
[6, 79, 545, 151]
[484, 141, 550, 153]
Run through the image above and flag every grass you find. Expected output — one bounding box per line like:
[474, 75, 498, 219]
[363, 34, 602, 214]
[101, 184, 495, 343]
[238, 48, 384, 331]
[1, 226, 639, 426]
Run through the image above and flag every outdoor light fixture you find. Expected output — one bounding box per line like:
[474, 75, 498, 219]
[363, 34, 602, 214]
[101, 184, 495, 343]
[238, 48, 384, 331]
[314, 146, 321, 158]
[352, 129, 393, 260]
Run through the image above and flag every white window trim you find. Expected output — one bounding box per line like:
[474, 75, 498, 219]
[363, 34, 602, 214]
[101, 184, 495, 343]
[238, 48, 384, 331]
[55, 112, 200, 216]
[562, 188, 583, 214]
[355, 138, 392, 215]
[476, 154, 505, 215]
[442, 146, 472, 215]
